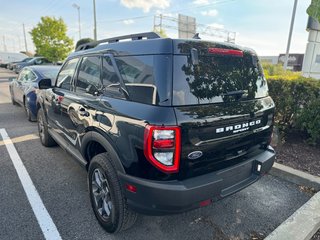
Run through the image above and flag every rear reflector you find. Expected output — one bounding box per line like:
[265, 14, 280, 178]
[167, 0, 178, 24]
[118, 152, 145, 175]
[199, 199, 212, 207]
[125, 184, 137, 193]
[208, 48, 243, 57]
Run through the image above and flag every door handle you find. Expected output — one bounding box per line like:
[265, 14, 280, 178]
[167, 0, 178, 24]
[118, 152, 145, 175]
[78, 108, 89, 117]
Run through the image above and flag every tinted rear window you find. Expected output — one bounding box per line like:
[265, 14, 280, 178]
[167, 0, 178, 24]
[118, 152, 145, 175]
[173, 53, 268, 105]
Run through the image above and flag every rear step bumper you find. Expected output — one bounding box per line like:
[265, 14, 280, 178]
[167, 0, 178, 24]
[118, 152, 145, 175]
[119, 146, 275, 215]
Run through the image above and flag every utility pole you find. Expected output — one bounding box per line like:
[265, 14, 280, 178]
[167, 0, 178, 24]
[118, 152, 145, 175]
[160, 14, 163, 32]
[18, 36, 22, 51]
[3, 35, 7, 51]
[284, 0, 298, 70]
[72, 3, 81, 40]
[23, 23, 28, 52]
[93, 0, 97, 40]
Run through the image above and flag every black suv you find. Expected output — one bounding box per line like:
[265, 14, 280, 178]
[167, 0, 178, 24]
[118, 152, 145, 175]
[37, 32, 275, 233]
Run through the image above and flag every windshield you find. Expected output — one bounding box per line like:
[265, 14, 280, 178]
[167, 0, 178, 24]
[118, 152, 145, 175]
[172, 52, 268, 106]
[41, 68, 59, 81]
[22, 58, 32, 62]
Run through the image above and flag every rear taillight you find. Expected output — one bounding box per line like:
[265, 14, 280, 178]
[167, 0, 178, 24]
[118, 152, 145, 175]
[144, 125, 181, 173]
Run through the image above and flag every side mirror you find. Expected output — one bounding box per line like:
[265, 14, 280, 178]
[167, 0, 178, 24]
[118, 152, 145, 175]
[38, 78, 53, 89]
[8, 77, 16, 82]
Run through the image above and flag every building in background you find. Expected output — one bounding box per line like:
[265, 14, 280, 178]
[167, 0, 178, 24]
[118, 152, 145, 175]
[259, 56, 279, 65]
[278, 53, 304, 71]
[302, 17, 320, 79]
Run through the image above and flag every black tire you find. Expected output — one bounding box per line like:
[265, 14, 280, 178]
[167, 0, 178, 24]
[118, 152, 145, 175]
[24, 100, 36, 122]
[88, 153, 137, 233]
[37, 108, 56, 147]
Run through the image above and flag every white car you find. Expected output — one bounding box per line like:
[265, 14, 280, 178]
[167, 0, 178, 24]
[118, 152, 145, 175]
[0, 52, 28, 68]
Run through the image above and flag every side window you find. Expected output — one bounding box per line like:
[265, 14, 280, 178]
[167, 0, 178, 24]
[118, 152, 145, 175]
[18, 69, 27, 82]
[116, 56, 156, 104]
[35, 58, 43, 65]
[25, 70, 36, 82]
[76, 56, 102, 96]
[56, 58, 79, 90]
[101, 56, 124, 98]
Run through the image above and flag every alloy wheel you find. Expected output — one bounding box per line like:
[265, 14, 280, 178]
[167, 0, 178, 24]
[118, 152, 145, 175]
[91, 168, 114, 221]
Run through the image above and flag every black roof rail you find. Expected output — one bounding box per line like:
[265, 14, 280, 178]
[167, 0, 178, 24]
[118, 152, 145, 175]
[75, 32, 161, 52]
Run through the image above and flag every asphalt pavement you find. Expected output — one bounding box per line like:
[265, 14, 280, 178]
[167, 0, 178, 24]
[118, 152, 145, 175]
[0, 67, 312, 240]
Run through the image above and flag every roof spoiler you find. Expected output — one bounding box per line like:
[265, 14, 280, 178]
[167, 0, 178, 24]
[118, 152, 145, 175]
[75, 32, 161, 52]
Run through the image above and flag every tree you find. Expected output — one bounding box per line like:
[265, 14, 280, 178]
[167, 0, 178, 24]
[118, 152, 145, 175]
[154, 28, 168, 38]
[30, 17, 74, 63]
[307, 0, 320, 23]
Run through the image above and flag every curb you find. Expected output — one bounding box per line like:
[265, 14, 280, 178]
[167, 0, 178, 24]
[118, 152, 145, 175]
[270, 162, 320, 191]
[265, 192, 320, 240]
[266, 163, 320, 240]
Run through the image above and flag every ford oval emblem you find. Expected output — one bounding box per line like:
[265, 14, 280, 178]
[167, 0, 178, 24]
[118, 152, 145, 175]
[188, 151, 203, 160]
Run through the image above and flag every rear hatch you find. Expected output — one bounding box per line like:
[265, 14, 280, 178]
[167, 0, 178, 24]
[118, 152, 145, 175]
[172, 40, 275, 179]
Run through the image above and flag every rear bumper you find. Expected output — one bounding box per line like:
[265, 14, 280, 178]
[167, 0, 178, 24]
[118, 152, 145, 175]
[119, 146, 275, 215]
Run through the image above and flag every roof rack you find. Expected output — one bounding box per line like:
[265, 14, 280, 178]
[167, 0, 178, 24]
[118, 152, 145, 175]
[75, 32, 161, 52]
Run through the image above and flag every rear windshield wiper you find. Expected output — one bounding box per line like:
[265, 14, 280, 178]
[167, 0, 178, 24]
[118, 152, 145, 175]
[223, 90, 248, 97]
[222, 90, 248, 100]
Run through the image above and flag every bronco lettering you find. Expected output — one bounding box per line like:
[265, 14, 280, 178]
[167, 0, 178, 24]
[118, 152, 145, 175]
[216, 119, 261, 134]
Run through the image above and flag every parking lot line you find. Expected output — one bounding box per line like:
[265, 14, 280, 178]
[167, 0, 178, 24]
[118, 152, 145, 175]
[0, 128, 62, 240]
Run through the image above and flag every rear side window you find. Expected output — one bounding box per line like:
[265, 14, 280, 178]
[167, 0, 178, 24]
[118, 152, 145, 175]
[101, 56, 124, 98]
[56, 58, 79, 90]
[19, 69, 36, 82]
[173, 52, 268, 105]
[116, 56, 156, 105]
[76, 56, 103, 96]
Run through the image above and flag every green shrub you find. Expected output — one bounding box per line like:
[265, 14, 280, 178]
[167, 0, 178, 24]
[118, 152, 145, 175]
[262, 63, 301, 80]
[297, 98, 320, 145]
[267, 76, 320, 144]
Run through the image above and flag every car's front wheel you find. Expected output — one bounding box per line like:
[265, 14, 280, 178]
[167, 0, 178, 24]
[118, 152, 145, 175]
[88, 152, 137, 233]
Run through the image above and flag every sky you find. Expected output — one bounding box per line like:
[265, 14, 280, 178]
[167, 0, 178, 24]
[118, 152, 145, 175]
[0, 0, 311, 56]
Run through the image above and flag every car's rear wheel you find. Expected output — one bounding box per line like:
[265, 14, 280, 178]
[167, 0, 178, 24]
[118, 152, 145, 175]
[88, 153, 137, 233]
[37, 108, 56, 147]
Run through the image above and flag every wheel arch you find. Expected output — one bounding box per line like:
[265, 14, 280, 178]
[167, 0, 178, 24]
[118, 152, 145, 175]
[82, 130, 126, 174]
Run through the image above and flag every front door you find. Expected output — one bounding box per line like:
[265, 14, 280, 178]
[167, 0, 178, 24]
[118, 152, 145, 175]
[43, 57, 80, 135]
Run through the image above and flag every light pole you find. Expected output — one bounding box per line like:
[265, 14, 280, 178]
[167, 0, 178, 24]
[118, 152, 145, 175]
[93, 0, 97, 40]
[23, 23, 28, 52]
[284, 0, 298, 70]
[72, 3, 81, 40]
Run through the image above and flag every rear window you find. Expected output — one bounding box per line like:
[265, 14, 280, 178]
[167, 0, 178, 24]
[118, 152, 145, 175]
[172, 52, 268, 105]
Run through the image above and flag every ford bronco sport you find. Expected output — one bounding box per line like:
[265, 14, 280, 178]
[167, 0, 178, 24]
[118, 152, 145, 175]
[36, 32, 275, 233]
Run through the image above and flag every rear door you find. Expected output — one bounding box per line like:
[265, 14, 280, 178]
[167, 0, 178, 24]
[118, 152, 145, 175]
[172, 45, 274, 179]
[12, 69, 27, 104]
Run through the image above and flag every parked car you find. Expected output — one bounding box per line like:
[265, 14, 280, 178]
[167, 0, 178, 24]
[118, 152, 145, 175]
[7, 57, 33, 70]
[0, 51, 28, 68]
[9, 65, 60, 121]
[14, 57, 52, 73]
[36, 32, 275, 233]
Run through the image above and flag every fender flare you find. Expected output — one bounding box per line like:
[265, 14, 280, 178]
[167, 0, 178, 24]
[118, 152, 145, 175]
[82, 131, 126, 174]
